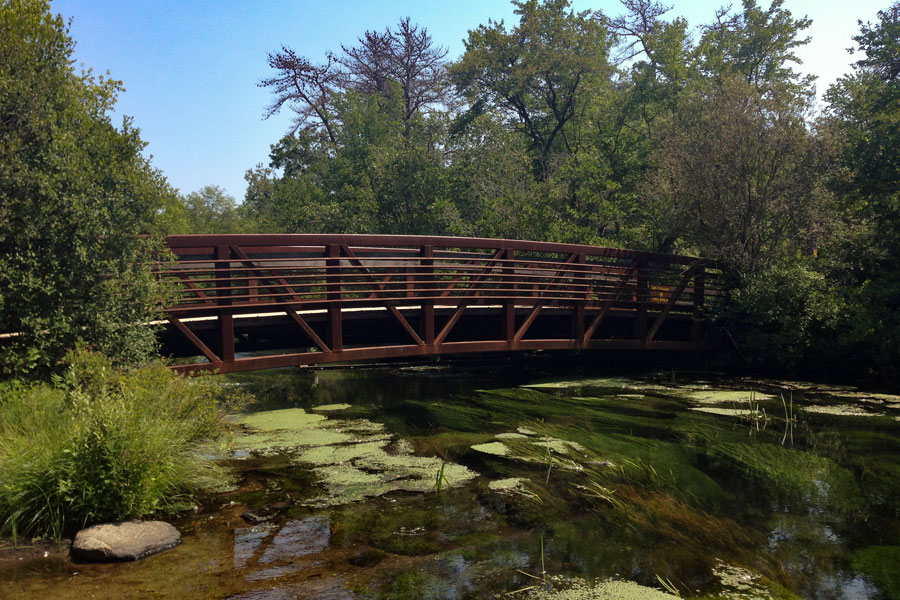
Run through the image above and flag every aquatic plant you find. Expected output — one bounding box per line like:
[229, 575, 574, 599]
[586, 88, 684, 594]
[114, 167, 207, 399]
[780, 394, 796, 446]
[655, 574, 681, 597]
[852, 546, 900, 599]
[507, 534, 549, 595]
[517, 575, 678, 599]
[435, 460, 449, 493]
[231, 406, 477, 506]
[707, 441, 860, 512]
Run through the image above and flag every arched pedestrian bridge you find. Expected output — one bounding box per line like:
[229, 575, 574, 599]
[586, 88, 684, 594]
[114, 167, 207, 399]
[160, 234, 721, 374]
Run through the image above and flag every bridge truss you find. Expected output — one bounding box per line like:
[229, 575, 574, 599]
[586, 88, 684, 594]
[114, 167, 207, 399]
[158, 235, 721, 374]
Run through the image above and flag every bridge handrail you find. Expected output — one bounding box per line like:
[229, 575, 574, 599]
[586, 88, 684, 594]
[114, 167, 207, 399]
[155, 234, 721, 373]
[164, 234, 715, 267]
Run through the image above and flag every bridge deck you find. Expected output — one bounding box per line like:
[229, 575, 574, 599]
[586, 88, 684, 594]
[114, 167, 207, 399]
[160, 234, 721, 374]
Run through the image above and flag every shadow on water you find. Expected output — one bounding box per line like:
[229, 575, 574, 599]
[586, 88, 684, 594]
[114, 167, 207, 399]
[2, 355, 899, 599]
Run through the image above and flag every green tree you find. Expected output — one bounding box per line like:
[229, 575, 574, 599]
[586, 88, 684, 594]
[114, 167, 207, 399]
[450, 0, 613, 180]
[697, 0, 812, 91]
[645, 76, 821, 279]
[181, 185, 245, 233]
[0, 0, 175, 375]
[821, 3, 900, 377]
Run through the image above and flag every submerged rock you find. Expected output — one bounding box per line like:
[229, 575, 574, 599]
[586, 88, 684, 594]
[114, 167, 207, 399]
[348, 547, 387, 567]
[240, 502, 287, 524]
[71, 521, 181, 562]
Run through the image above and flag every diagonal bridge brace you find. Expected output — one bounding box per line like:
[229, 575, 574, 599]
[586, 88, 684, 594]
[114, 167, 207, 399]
[645, 264, 699, 343]
[230, 245, 331, 352]
[434, 248, 507, 344]
[513, 252, 581, 342]
[169, 317, 221, 365]
[582, 260, 640, 344]
[340, 245, 424, 346]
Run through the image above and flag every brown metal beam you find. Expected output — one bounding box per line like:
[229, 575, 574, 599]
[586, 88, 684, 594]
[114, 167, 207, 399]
[340, 245, 424, 346]
[168, 318, 220, 364]
[646, 265, 697, 343]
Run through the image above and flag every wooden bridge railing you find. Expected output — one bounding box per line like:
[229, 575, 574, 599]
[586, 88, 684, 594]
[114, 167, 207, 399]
[160, 234, 722, 373]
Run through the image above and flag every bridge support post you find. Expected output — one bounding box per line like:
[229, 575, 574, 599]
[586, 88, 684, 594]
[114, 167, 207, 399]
[574, 253, 586, 347]
[503, 248, 515, 343]
[635, 259, 648, 347]
[692, 265, 706, 345]
[327, 244, 342, 352]
[420, 245, 435, 345]
[216, 245, 235, 363]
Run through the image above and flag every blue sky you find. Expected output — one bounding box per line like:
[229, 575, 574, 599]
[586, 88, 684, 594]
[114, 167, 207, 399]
[53, 0, 887, 200]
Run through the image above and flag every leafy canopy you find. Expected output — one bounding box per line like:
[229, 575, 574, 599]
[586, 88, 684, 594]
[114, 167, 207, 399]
[0, 0, 176, 376]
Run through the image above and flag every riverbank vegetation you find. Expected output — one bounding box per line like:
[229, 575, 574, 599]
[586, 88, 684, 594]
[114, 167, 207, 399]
[0, 350, 228, 539]
[0, 0, 179, 378]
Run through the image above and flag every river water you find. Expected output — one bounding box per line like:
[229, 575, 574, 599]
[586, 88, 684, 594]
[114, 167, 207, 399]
[1, 359, 898, 599]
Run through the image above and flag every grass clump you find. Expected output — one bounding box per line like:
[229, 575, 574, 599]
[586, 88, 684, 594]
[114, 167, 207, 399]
[0, 349, 228, 539]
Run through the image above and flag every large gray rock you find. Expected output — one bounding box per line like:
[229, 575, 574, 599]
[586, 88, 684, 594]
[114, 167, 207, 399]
[71, 520, 181, 562]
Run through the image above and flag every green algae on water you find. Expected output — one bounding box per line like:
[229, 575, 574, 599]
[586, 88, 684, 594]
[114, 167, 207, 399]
[682, 390, 775, 404]
[296, 440, 388, 465]
[802, 404, 881, 417]
[232, 404, 478, 506]
[522, 377, 668, 392]
[308, 452, 477, 505]
[472, 441, 511, 456]
[233, 407, 326, 431]
[522, 576, 677, 599]
[488, 477, 528, 492]
[231, 407, 355, 452]
[706, 559, 800, 600]
[690, 407, 766, 418]
[312, 403, 352, 411]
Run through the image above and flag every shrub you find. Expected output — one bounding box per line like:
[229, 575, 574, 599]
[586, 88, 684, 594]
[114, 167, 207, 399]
[724, 259, 842, 371]
[0, 350, 227, 539]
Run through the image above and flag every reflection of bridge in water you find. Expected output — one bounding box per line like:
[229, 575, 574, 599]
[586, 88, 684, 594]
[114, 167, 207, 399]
[160, 234, 722, 374]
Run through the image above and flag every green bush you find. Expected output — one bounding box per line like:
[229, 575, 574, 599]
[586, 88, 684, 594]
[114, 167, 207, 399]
[0, 350, 227, 539]
[724, 259, 842, 371]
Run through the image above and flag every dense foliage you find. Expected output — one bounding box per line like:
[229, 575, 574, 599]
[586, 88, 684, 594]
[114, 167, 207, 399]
[3, 0, 900, 382]
[0, 350, 227, 538]
[177, 0, 891, 382]
[0, 0, 176, 376]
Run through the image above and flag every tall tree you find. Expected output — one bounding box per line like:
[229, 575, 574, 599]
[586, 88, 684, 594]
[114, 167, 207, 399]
[0, 0, 175, 375]
[820, 2, 900, 376]
[339, 18, 448, 124]
[697, 0, 812, 91]
[450, 0, 613, 179]
[261, 18, 447, 142]
[645, 76, 820, 278]
[181, 185, 244, 233]
[260, 49, 340, 143]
